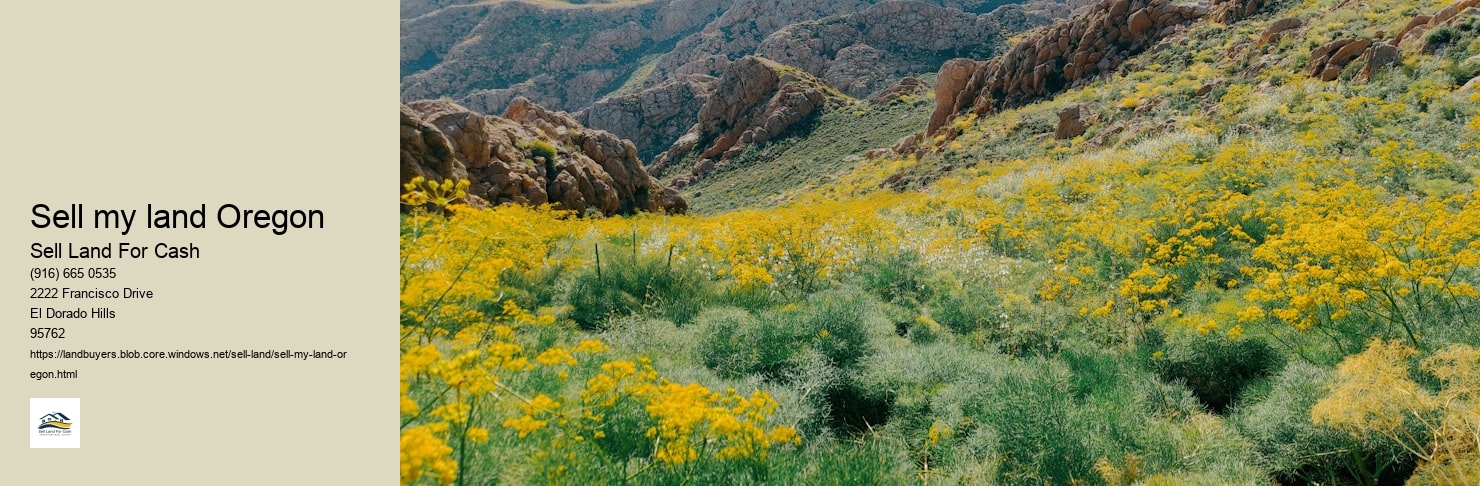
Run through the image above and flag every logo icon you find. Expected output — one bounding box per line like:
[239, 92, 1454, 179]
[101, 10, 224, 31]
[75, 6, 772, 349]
[38, 412, 72, 431]
[30, 397, 80, 448]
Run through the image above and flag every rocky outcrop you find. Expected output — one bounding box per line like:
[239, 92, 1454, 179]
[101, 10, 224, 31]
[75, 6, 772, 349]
[1304, 39, 1372, 81]
[576, 74, 718, 163]
[651, 56, 846, 187]
[400, 0, 730, 113]
[1392, 0, 1480, 50]
[1055, 104, 1088, 139]
[925, 0, 1238, 136]
[871, 76, 931, 104]
[752, 1, 1062, 98]
[1256, 18, 1302, 49]
[1304, 38, 1403, 82]
[644, 0, 1043, 89]
[927, 58, 983, 135]
[1209, 0, 1261, 23]
[400, 99, 686, 215]
[1360, 43, 1402, 82]
[404, 0, 1082, 119]
[401, 0, 480, 20]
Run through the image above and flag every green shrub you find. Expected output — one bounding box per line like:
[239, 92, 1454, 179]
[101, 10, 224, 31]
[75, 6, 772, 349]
[855, 249, 935, 307]
[932, 286, 1003, 335]
[858, 342, 1094, 482]
[969, 358, 1094, 484]
[566, 250, 712, 330]
[694, 307, 805, 380]
[975, 322, 1063, 357]
[1153, 333, 1283, 412]
[497, 262, 567, 311]
[695, 287, 888, 380]
[524, 139, 558, 161]
[909, 315, 944, 344]
[768, 438, 912, 484]
[801, 288, 888, 370]
[771, 348, 842, 436]
[1231, 361, 1415, 485]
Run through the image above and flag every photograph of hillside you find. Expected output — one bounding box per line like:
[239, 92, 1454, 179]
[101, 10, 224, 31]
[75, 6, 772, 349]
[400, 0, 1480, 483]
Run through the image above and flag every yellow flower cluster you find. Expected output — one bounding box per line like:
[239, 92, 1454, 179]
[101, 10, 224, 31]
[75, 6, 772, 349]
[401, 176, 470, 209]
[1314, 340, 1480, 484]
[400, 426, 456, 486]
[1244, 181, 1480, 344]
[580, 360, 800, 465]
[401, 199, 800, 483]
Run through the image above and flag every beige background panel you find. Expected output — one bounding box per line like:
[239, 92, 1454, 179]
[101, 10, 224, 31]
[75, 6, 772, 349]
[2, 1, 397, 482]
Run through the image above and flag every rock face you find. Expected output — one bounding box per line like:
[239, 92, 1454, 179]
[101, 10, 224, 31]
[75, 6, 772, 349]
[1360, 43, 1402, 82]
[577, 74, 719, 162]
[925, 0, 1239, 136]
[1256, 18, 1302, 49]
[400, 99, 686, 215]
[403, 0, 1079, 117]
[651, 56, 846, 187]
[871, 76, 931, 105]
[752, 1, 1062, 98]
[1055, 104, 1087, 139]
[1304, 37, 1406, 82]
[400, 0, 731, 113]
[643, 0, 1047, 89]
[927, 58, 983, 135]
[1209, 0, 1262, 23]
[1392, 0, 1480, 50]
[402, 0, 1084, 162]
[1304, 39, 1370, 81]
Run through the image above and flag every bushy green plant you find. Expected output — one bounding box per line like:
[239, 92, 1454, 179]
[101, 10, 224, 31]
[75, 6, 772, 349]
[497, 262, 568, 311]
[694, 287, 889, 379]
[1153, 333, 1283, 412]
[767, 438, 913, 484]
[857, 342, 1095, 483]
[524, 139, 558, 161]
[855, 249, 935, 307]
[931, 285, 1003, 335]
[1231, 361, 1414, 485]
[1425, 26, 1459, 53]
[802, 288, 887, 370]
[566, 249, 713, 330]
[976, 322, 1063, 357]
[694, 307, 804, 380]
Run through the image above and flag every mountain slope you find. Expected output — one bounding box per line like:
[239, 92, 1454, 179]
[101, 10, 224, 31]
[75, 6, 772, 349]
[401, 0, 1078, 159]
[399, 0, 1480, 483]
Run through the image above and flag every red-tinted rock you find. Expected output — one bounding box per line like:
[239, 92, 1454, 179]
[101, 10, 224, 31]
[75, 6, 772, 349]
[400, 99, 685, 215]
[650, 56, 844, 186]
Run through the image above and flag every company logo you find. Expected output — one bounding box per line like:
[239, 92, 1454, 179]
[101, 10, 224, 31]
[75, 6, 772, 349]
[30, 398, 80, 448]
[38, 412, 73, 431]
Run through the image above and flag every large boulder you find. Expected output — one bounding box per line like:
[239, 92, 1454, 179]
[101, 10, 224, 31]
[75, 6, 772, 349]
[400, 99, 686, 215]
[927, 58, 982, 136]
[1393, 0, 1480, 49]
[1256, 18, 1303, 49]
[1055, 104, 1088, 140]
[925, 0, 1234, 136]
[651, 56, 846, 187]
[1210, 0, 1262, 23]
[871, 76, 930, 105]
[577, 74, 719, 162]
[1305, 38, 1404, 82]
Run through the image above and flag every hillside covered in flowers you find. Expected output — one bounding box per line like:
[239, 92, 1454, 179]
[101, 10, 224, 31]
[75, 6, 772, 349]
[400, 0, 1480, 483]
